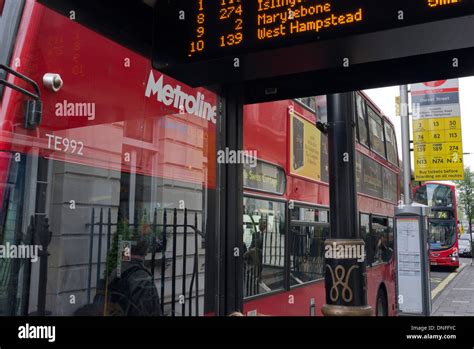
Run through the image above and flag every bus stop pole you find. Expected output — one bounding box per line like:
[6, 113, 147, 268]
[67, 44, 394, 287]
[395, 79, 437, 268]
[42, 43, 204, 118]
[400, 85, 412, 205]
[396, 86, 432, 316]
[321, 93, 372, 316]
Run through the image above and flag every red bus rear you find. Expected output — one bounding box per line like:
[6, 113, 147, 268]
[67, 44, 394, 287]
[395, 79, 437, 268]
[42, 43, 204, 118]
[413, 182, 460, 268]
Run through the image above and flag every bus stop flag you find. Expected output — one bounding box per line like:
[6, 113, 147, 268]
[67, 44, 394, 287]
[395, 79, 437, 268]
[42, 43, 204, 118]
[412, 79, 464, 181]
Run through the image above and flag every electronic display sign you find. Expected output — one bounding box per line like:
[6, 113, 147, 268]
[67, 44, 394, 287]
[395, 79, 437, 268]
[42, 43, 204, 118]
[154, 0, 474, 67]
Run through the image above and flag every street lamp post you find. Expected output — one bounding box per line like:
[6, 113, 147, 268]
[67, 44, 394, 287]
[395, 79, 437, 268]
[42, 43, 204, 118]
[321, 93, 372, 316]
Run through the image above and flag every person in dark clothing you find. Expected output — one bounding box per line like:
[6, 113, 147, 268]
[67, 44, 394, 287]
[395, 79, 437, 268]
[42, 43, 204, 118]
[376, 234, 391, 262]
[106, 239, 162, 316]
[250, 219, 267, 267]
[243, 218, 267, 285]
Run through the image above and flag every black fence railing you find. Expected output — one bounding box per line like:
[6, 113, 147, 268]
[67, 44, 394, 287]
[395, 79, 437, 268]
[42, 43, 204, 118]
[262, 225, 285, 266]
[290, 228, 325, 281]
[87, 207, 201, 316]
[243, 214, 284, 298]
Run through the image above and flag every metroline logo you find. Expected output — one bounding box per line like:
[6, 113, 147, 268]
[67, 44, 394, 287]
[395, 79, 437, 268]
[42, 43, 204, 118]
[145, 71, 217, 124]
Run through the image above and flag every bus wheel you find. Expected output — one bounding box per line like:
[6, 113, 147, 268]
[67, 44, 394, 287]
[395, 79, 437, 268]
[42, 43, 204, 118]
[376, 288, 388, 317]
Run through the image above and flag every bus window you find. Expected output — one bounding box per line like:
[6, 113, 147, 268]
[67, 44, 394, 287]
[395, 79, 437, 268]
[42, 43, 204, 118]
[384, 122, 398, 165]
[371, 216, 390, 264]
[295, 97, 316, 112]
[367, 106, 386, 158]
[356, 94, 369, 147]
[289, 225, 328, 285]
[289, 206, 329, 286]
[360, 213, 372, 265]
[0, 153, 27, 315]
[243, 197, 286, 298]
[0, 0, 24, 99]
[388, 218, 394, 257]
[414, 183, 454, 208]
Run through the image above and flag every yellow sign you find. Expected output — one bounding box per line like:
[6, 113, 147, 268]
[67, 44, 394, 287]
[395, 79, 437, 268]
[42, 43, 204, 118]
[413, 116, 463, 181]
[412, 79, 464, 181]
[290, 111, 321, 181]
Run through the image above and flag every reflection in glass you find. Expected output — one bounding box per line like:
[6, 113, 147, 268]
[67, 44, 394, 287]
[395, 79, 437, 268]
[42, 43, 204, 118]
[361, 214, 393, 266]
[356, 94, 369, 147]
[289, 225, 327, 285]
[367, 106, 386, 157]
[289, 207, 329, 286]
[243, 198, 286, 298]
[371, 216, 390, 264]
[0, 111, 213, 316]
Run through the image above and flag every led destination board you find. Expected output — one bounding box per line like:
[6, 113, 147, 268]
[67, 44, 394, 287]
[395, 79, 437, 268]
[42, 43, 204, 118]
[154, 0, 474, 67]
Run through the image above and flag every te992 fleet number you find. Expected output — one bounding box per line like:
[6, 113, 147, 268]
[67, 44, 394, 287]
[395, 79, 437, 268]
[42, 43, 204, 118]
[46, 134, 84, 156]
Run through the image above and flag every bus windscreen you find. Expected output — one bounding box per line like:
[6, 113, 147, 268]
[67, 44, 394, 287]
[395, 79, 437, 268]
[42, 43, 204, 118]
[429, 220, 457, 250]
[414, 183, 454, 208]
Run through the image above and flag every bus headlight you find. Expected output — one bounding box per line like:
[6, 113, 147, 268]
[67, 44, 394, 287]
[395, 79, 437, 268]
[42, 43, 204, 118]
[448, 251, 458, 261]
[449, 248, 458, 258]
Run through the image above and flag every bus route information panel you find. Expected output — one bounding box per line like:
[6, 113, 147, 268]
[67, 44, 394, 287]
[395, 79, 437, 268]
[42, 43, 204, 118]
[154, 0, 474, 67]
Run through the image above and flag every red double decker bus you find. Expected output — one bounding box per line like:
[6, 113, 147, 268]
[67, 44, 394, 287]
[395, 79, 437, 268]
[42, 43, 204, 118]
[0, 0, 219, 317]
[242, 93, 399, 316]
[0, 0, 398, 316]
[413, 182, 460, 268]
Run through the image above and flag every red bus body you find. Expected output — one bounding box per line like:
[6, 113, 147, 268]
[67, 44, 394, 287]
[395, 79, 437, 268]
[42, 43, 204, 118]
[0, 1, 398, 316]
[242, 97, 399, 316]
[413, 182, 460, 268]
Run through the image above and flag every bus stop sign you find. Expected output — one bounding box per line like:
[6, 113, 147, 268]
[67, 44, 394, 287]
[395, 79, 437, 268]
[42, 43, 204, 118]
[395, 205, 432, 316]
[412, 78, 464, 181]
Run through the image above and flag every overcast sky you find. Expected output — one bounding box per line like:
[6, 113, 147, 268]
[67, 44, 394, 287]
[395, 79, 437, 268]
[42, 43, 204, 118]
[364, 76, 474, 174]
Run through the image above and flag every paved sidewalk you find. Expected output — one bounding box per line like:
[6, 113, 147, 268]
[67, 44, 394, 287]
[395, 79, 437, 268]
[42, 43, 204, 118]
[432, 262, 474, 316]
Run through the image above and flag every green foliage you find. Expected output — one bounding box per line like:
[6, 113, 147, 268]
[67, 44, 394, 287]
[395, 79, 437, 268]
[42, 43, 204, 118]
[105, 218, 132, 278]
[455, 167, 474, 232]
[104, 210, 165, 278]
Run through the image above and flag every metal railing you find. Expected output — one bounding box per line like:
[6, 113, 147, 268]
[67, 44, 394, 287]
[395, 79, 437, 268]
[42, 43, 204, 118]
[243, 214, 285, 297]
[87, 207, 202, 316]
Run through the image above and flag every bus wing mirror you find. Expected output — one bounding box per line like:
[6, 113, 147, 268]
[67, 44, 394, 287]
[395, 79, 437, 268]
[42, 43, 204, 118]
[316, 121, 328, 135]
[0, 64, 42, 130]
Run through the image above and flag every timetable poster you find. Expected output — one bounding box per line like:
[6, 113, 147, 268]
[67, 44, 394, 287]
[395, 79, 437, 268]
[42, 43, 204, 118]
[412, 79, 464, 181]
